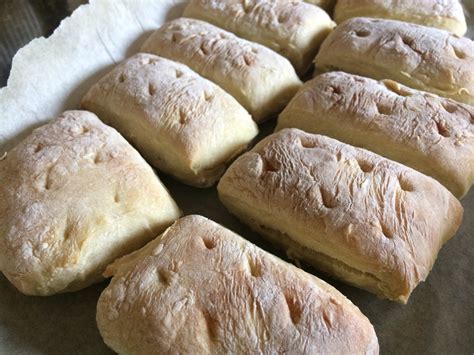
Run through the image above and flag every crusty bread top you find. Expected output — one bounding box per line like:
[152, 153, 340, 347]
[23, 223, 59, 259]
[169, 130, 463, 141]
[218, 129, 463, 302]
[98, 215, 379, 355]
[315, 17, 474, 105]
[0, 111, 181, 295]
[81, 53, 257, 177]
[333, 0, 467, 35]
[141, 18, 302, 122]
[184, 0, 335, 74]
[277, 71, 474, 197]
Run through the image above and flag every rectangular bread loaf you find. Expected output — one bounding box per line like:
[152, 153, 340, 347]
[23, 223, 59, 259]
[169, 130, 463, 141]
[184, 0, 335, 74]
[82, 53, 258, 187]
[0, 111, 181, 296]
[315, 17, 474, 105]
[97, 215, 379, 354]
[277, 71, 474, 198]
[333, 0, 466, 35]
[141, 18, 302, 123]
[218, 129, 463, 303]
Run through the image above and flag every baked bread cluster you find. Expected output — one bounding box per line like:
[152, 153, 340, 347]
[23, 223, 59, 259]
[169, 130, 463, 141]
[1, 0, 472, 353]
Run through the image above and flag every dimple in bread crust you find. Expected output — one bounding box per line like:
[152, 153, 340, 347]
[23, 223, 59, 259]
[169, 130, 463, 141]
[217, 129, 463, 303]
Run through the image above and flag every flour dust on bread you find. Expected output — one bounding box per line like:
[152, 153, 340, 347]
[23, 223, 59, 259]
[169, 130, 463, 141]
[0, 111, 181, 295]
[141, 18, 302, 123]
[82, 53, 258, 187]
[97, 215, 379, 354]
[218, 129, 463, 303]
[315, 17, 474, 105]
[184, 0, 335, 75]
[277, 71, 474, 198]
[333, 0, 467, 35]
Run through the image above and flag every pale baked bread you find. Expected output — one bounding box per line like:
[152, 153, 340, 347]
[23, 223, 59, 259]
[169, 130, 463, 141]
[217, 129, 463, 303]
[333, 0, 467, 36]
[0, 111, 181, 296]
[183, 0, 335, 74]
[141, 18, 302, 122]
[81, 53, 258, 187]
[277, 72, 474, 198]
[97, 215, 379, 354]
[315, 18, 474, 105]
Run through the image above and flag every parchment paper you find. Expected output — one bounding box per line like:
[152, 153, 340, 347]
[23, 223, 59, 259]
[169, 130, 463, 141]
[0, 1, 473, 354]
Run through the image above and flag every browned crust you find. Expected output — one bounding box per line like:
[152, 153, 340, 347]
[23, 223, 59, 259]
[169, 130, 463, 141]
[277, 71, 474, 198]
[97, 215, 379, 354]
[315, 17, 474, 105]
[218, 129, 463, 303]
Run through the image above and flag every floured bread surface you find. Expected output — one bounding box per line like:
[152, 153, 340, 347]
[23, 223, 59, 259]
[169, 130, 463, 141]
[82, 53, 258, 187]
[277, 72, 474, 198]
[97, 215, 379, 355]
[334, 0, 467, 35]
[0, 111, 181, 296]
[315, 18, 474, 105]
[184, 0, 335, 74]
[141, 18, 302, 122]
[217, 129, 463, 303]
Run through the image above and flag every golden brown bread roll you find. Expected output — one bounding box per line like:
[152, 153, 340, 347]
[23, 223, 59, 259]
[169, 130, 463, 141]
[0, 111, 181, 295]
[82, 53, 258, 187]
[333, 0, 467, 36]
[97, 215, 379, 354]
[183, 0, 335, 74]
[218, 129, 463, 303]
[277, 71, 474, 198]
[315, 17, 474, 105]
[141, 18, 302, 123]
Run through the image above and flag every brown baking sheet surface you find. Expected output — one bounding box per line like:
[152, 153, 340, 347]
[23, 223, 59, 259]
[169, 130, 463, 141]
[0, 1, 473, 353]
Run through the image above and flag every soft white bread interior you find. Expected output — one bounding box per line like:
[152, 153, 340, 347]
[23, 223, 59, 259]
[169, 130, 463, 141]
[0, 110, 181, 295]
[82, 53, 258, 187]
[315, 17, 474, 105]
[218, 129, 463, 303]
[141, 18, 302, 123]
[333, 0, 467, 36]
[277, 71, 474, 198]
[97, 215, 379, 354]
[184, 0, 335, 74]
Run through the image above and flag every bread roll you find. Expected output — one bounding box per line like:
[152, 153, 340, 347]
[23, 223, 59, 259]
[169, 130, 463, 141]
[277, 71, 474, 198]
[333, 0, 466, 36]
[82, 53, 258, 187]
[217, 129, 463, 303]
[183, 0, 335, 74]
[315, 18, 474, 105]
[141, 18, 302, 123]
[97, 215, 379, 354]
[0, 111, 181, 295]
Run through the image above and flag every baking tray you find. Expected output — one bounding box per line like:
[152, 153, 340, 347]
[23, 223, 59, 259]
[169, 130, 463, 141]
[0, 1, 473, 353]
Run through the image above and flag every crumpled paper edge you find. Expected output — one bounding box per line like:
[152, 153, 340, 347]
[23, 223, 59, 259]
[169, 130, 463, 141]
[0, 0, 186, 152]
